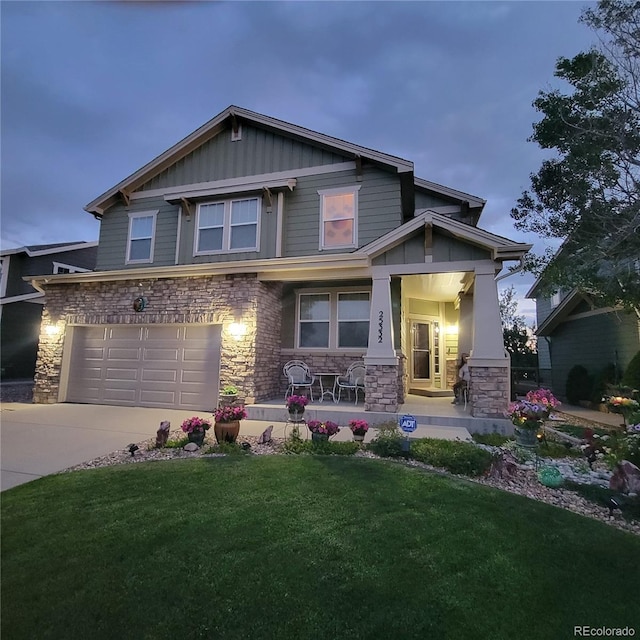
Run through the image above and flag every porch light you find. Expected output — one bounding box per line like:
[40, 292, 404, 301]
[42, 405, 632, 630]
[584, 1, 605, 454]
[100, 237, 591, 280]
[45, 324, 60, 336]
[446, 324, 459, 335]
[228, 322, 247, 339]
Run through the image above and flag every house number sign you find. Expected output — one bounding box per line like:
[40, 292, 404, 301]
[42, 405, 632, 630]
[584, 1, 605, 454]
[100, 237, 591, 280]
[377, 310, 384, 343]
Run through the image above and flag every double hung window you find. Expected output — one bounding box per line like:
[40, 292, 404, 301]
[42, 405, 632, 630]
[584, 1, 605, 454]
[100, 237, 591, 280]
[318, 186, 359, 250]
[298, 290, 370, 349]
[126, 211, 157, 264]
[196, 197, 259, 254]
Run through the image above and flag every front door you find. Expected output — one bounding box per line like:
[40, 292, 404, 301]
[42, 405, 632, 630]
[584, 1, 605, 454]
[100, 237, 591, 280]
[411, 321, 431, 383]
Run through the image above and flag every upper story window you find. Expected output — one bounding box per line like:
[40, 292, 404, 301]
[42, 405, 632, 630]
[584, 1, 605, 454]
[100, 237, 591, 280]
[126, 211, 157, 264]
[195, 197, 260, 255]
[318, 186, 360, 250]
[551, 291, 562, 308]
[297, 290, 370, 349]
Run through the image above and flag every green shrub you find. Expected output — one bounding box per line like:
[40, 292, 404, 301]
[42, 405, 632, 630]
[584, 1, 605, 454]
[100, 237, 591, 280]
[282, 436, 359, 456]
[565, 365, 592, 405]
[621, 350, 640, 391]
[206, 441, 247, 455]
[472, 433, 512, 446]
[163, 436, 190, 449]
[367, 422, 404, 458]
[410, 439, 493, 476]
[590, 363, 618, 404]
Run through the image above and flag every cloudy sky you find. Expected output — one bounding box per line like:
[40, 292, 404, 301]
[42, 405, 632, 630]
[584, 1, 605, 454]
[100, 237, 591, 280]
[1, 0, 598, 320]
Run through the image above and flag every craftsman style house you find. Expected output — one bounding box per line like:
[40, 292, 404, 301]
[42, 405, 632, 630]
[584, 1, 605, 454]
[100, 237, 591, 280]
[1, 242, 97, 380]
[31, 106, 530, 417]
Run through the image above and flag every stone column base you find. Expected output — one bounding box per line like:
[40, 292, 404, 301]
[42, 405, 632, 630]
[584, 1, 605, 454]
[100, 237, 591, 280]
[364, 363, 400, 413]
[468, 363, 510, 418]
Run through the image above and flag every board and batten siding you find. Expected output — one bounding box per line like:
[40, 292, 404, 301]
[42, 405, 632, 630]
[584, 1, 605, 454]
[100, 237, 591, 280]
[96, 199, 178, 271]
[548, 311, 640, 397]
[415, 191, 460, 210]
[139, 124, 350, 191]
[283, 166, 403, 257]
[372, 229, 491, 266]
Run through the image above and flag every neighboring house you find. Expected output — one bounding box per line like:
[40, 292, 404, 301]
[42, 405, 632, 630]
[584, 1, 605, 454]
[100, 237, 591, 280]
[527, 280, 640, 400]
[0, 242, 98, 380]
[29, 106, 530, 417]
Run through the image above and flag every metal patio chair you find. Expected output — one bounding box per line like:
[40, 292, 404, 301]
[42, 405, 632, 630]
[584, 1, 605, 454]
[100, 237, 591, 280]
[336, 362, 366, 404]
[283, 360, 315, 401]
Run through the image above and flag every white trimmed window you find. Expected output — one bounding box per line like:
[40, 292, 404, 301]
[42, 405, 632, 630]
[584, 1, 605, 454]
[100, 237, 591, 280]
[126, 211, 157, 264]
[297, 290, 370, 349]
[551, 291, 562, 308]
[195, 197, 260, 255]
[318, 186, 360, 250]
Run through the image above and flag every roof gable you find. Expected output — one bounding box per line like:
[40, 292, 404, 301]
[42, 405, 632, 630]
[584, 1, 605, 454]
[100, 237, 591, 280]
[358, 210, 531, 262]
[85, 106, 414, 216]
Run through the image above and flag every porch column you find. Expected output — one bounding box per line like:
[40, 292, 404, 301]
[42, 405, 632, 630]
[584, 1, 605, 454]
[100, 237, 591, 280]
[468, 264, 510, 418]
[364, 272, 399, 412]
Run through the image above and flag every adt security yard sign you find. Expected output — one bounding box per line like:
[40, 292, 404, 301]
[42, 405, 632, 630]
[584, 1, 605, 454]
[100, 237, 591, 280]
[399, 414, 417, 434]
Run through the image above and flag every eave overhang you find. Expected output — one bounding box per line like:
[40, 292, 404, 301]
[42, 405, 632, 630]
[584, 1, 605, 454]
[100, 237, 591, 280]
[27, 253, 372, 288]
[535, 288, 583, 336]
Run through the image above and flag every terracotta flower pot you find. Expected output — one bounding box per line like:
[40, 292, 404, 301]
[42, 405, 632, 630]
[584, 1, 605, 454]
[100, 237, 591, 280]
[214, 420, 240, 444]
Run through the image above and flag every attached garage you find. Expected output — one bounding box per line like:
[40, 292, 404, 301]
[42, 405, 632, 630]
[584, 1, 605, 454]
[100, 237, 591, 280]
[62, 324, 221, 410]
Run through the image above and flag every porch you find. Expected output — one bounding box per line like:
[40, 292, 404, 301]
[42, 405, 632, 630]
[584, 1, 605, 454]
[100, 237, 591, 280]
[246, 392, 512, 435]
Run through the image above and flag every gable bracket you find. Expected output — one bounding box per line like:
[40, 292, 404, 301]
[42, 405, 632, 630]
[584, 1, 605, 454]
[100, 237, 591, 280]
[263, 187, 273, 212]
[424, 223, 433, 262]
[119, 189, 131, 207]
[355, 155, 363, 182]
[180, 198, 194, 220]
[231, 113, 239, 135]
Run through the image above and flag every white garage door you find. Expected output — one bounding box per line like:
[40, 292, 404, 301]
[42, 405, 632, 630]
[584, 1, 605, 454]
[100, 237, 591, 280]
[65, 324, 221, 410]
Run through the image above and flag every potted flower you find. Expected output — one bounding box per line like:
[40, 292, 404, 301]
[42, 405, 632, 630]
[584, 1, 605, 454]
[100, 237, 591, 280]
[181, 416, 212, 447]
[606, 396, 639, 426]
[219, 384, 239, 407]
[348, 419, 369, 442]
[524, 388, 560, 418]
[307, 419, 340, 442]
[505, 400, 551, 447]
[213, 404, 247, 444]
[286, 394, 309, 421]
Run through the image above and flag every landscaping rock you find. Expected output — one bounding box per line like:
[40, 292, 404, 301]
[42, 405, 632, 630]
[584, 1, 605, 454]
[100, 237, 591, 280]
[183, 442, 200, 452]
[610, 461, 640, 494]
[257, 425, 273, 444]
[156, 421, 171, 448]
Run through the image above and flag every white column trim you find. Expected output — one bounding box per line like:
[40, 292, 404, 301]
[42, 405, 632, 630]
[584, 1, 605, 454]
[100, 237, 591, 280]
[364, 274, 398, 365]
[276, 191, 284, 258]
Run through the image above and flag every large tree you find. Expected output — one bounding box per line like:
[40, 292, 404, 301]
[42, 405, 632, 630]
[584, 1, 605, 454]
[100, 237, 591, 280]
[511, 0, 640, 314]
[499, 286, 537, 368]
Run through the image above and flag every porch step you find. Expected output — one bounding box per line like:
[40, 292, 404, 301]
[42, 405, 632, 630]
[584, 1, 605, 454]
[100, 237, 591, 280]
[409, 388, 453, 398]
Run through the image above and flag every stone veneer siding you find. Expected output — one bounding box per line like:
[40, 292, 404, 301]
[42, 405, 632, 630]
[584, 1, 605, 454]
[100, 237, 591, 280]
[468, 365, 509, 418]
[364, 364, 400, 412]
[34, 274, 282, 406]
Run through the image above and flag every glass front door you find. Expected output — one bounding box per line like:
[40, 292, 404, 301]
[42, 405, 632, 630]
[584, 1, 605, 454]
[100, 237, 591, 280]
[411, 322, 431, 381]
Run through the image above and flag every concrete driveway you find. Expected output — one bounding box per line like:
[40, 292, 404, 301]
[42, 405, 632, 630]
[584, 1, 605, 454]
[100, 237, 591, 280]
[0, 403, 204, 491]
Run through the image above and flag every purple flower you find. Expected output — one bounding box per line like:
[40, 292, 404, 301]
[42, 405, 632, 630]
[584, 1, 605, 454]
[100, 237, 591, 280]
[214, 405, 247, 423]
[181, 416, 212, 433]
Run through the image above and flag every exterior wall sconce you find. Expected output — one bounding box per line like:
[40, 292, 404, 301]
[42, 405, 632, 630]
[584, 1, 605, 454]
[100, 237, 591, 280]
[45, 324, 61, 336]
[228, 322, 247, 339]
[446, 324, 459, 335]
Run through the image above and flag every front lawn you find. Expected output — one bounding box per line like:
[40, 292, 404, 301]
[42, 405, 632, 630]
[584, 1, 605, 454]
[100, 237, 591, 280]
[2, 456, 639, 640]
